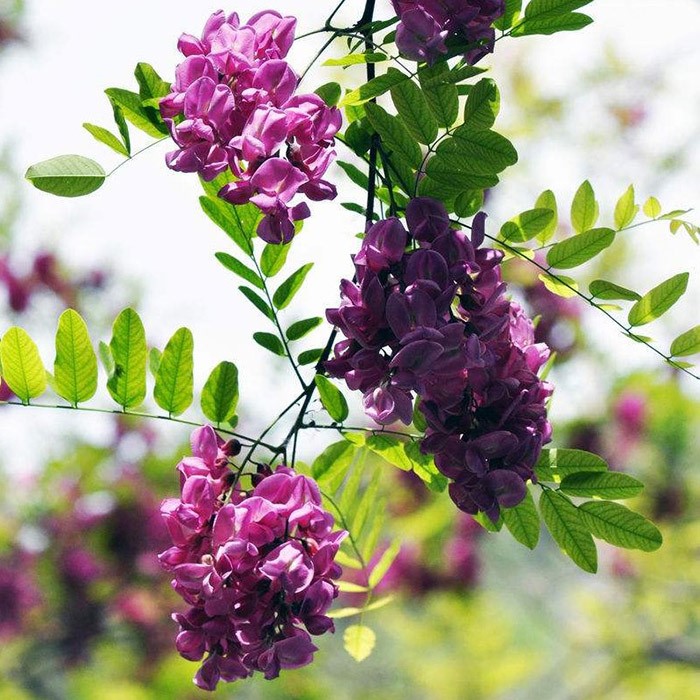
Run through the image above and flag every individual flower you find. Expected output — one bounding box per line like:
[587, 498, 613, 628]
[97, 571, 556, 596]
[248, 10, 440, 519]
[161, 10, 341, 244]
[326, 198, 553, 520]
[160, 426, 346, 690]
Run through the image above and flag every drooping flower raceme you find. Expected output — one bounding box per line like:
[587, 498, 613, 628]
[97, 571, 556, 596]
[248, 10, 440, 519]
[326, 198, 553, 521]
[392, 0, 506, 65]
[159, 426, 346, 691]
[160, 10, 342, 244]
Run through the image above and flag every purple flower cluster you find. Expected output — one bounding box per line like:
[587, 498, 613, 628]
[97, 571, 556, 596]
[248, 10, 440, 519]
[161, 10, 341, 244]
[392, 0, 505, 65]
[159, 426, 346, 691]
[326, 197, 552, 520]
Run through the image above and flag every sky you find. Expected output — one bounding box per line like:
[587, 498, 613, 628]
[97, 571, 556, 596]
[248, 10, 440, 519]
[1, 0, 699, 473]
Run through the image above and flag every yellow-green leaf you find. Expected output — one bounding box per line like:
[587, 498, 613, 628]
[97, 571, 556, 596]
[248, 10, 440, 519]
[343, 625, 376, 663]
[201, 361, 238, 424]
[54, 309, 98, 405]
[154, 327, 194, 416]
[0, 327, 47, 403]
[107, 308, 147, 410]
[628, 272, 689, 327]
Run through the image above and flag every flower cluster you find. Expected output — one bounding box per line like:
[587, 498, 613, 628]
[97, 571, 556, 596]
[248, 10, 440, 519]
[326, 198, 552, 520]
[159, 426, 346, 691]
[161, 10, 341, 244]
[392, 0, 505, 65]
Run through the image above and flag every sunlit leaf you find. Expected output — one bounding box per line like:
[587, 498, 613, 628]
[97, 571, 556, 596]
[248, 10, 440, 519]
[391, 78, 438, 145]
[538, 272, 579, 298]
[105, 87, 168, 137]
[463, 78, 500, 131]
[535, 448, 608, 481]
[0, 327, 47, 403]
[286, 317, 323, 341]
[344, 625, 376, 663]
[260, 242, 291, 277]
[627, 272, 689, 327]
[154, 327, 194, 416]
[341, 68, 409, 106]
[642, 196, 661, 218]
[614, 184, 639, 229]
[365, 103, 422, 169]
[106, 308, 147, 410]
[25, 155, 106, 198]
[312, 440, 355, 491]
[215, 252, 264, 290]
[82, 123, 130, 156]
[201, 361, 239, 424]
[534, 189, 558, 243]
[418, 62, 459, 128]
[578, 501, 662, 552]
[570, 180, 599, 234]
[368, 539, 401, 588]
[500, 208, 555, 243]
[315, 81, 342, 107]
[559, 472, 644, 499]
[670, 325, 700, 357]
[546, 227, 615, 269]
[315, 375, 349, 422]
[54, 309, 98, 405]
[238, 286, 274, 321]
[273, 263, 314, 310]
[588, 279, 641, 301]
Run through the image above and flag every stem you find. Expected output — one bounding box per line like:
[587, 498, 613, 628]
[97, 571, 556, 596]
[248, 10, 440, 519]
[301, 422, 422, 441]
[106, 137, 169, 177]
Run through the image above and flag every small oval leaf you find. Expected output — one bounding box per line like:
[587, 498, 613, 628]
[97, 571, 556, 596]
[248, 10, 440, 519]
[0, 327, 47, 403]
[315, 375, 349, 422]
[25, 155, 106, 198]
[343, 624, 376, 663]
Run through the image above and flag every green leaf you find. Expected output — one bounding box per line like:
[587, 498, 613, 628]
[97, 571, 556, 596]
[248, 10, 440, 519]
[315, 81, 342, 107]
[500, 208, 555, 243]
[474, 511, 503, 532]
[341, 68, 409, 106]
[134, 62, 171, 101]
[364, 102, 422, 169]
[628, 272, 689, 327]
[513, 11, 592, 35]
[366, 434, 412, 471]
[589, 279, 641, 302]
[403, 441, 448, 492]
[463, 78, 500, 131]
[670, 325, 700, 357]
[154, 327, 194, 416]
[111, 102, 131, 155]
[312, 440, 355, 489]
[199, 196, 256, 255]
[546, 227, 615, 269]
[570, 180, 599, 234]
[335, 550, 363, 570]
[344, 625, 376, 663]
[238, 286, 274, 321]
[298, 348, 323, 366]
[260, 242, 291, 277]
[323, 53, 388, 66]
[418, 62, 459, 128]
[642, 196, 662, 218]
[559, 472, 644, 500]
[538, 272, 579, 298]
[53, 309, 98, 405]
[98, 340, 115, 376]
[369, 539, 401, 588]
[315, 375, 349, 422]
[454, 190, 484, 218]
[82, 123, 130, 157]
[424, 157, 499, 192]
[614, 185, 639, 229]
[578, 501, 662, 552]
[524, 0, 593, 19]
[273, 263, 314, 310]
[149, 347, 162, 377]
[502, 489, 540, 549]
[287, 317, 323, 341]
[390, 78, 438, 145]
[0, 327, 47, 402]
[337, 581, 370, 593]
[494, 0, 523, 29]
[535, 448, 608, 481]
[106, 308, 147, 410]
[337, 161, 369, 191]
[201, 361, 239, 424]
[215, 252, 264, 290]
[253, 332, 285, 356]
[539, 489, 597, 573]
[534, 190, 558, 243]
[438, 127, 518, 175]
[105, 87, 168, 137]
[25, 155, 106, 198]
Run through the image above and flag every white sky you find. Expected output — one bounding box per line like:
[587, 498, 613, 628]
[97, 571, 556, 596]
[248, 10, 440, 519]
[0, 1, 699, 473]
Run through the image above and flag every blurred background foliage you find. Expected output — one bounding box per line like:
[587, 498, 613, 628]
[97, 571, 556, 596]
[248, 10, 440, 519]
[0, 1, 698, 698]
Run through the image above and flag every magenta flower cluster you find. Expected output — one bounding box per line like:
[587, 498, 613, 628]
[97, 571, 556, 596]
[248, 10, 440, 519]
[159, 426, 346, 691]
[392, 0, 505, 65]
[160, 10, 342, 244]
[326, 198, 553, 520]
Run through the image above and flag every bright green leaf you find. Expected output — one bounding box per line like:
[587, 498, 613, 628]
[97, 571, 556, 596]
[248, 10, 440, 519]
[0, 327, 47, 403]
[538, 272, 579, 298]
[614, 185, 639, 229]
[199, 196, 256, 255]
[390, 78, 438, 145]
[105, 87, 168, 137]
[570, 180, 599, 234]
[513, 11, 593, 35]
[273, 263, 314, 310]
[315, 81, 342, 107]
[578, 501, 662, 552]
[106, 308, 147, 410]
[54, 309, 98, 405]
[535, 190, 558, 243]
[500, 208, 555, 243]
[536, 448, 608, 481]
[238, 286, 274, 321]
[670, 325, 700, 357]
[463, 78, 500, 131]
[628, 272, 689, 327]
[134, 62, 171, 100]
[148, 347, 161, 377]
[341, 68, 409, 106]
[315, 375, 349, 422]
[546, 227, 615, 269]
[287, 317, 323, 341]
[560, 472, 644, 499]
[98, 340, 114, 376]
[154, 327, 194, 416]
[324, 53, 388, 67]
[642, 196, 661, 218]
[25, 155, 106, 198]
[418, 62, 459, 128]
[364, 102, 422, 169]
[82, 123, 129, 157]
[215, 252, 264, 290]
[260, 242, 291, 277]
[589, 279, 641, 302]
[201, 361, 239, 424]
[366, 434, 412, 471]
[312, 440, 355, 489]
[369, 539, 401, 588]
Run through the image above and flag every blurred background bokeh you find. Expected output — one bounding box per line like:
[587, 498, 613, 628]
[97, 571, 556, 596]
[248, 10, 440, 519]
[0, 1, 698, 698]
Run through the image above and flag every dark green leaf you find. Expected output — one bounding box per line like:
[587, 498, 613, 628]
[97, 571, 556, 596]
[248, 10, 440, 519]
[0, 327, 47, 402]
[82, 123, 130, 157]
[106, 308, 147, 410]
[201, 361, 239, 424]
[559, 472, 644, 499]
[337, 160, 369, 190]
[54, 309, 98, 405]
[298, 348, 323, 366]
[463, 78, 500, 131]
[315, 81, 342, 107]
[546, 227, 615, 269]
[105, 87, 168, 137]
[341, 68, 409, 106]
[570, 180, 599, 234]
[424, 156, 499, 192]
[454, 190, 484, 217]
[589, 279, 641, 302]
[286, 317, 323, 341]
[25, 155, 106, 198]
[524, 0, 593, 19]
[578, 501, 662, 552]
[273, 263, 314, 310]
[315, 375, 349, 422]
[628, 272, 689, 327]
[493, 0, 523, 29]
[260, 242, 291, 277]
[670, 325, 700, 357]
[215, 252, 264, 290]
[540, 490, 597, 573]
[500, 208, 555, 243]
[390, 78, 438, 145]
[418, 62, 459, 128]
[364, 102, 422, 169]
[343, 120, 373, 156]
[502, 489, 540, 549]
[111, 102, 131, 155]
[438, 127, 518, 175]
[535, 448, 608, 481]
[253, 332, 285, 356]
[238, 286, 274, 321]
[513, 11, 593, 35]
[154, 327, 194, 416]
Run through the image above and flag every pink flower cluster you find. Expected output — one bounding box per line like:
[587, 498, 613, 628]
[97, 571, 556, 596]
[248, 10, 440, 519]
[161, 10, 341, 244]
[159, 426, 346, 691]
[326, 198, 553, 520]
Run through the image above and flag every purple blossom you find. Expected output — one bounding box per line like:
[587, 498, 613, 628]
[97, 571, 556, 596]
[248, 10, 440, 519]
[160, 427, 346, 690]
[161, 10, 341, 244]
[326, 198, 552, 520]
